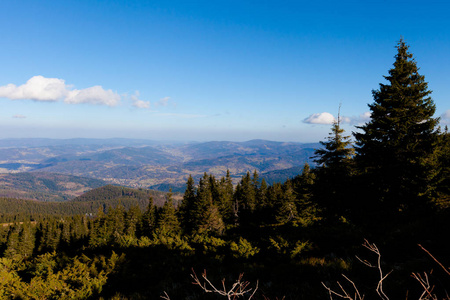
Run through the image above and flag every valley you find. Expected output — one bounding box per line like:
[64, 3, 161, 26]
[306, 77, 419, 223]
[0, 138, 319, 192]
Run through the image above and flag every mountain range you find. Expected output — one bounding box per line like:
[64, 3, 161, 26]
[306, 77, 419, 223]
[0, 138, 320, 192]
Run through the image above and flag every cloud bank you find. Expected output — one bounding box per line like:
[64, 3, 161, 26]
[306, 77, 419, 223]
[0, 75, 120, 106]
[0, 76, 176, 111]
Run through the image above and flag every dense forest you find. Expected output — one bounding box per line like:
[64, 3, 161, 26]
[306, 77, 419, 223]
[0, 40, 449, 299]
[0, 185, 173, 223]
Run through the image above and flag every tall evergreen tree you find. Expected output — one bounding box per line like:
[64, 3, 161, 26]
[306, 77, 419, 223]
[275, 181, 298, 224]
[125, 205, 142, 237]
[157, 190, 181, 234]
[193, 173, 224, 235]
[292, 163, 321, 226]
[4, 225, 20, 258]
[313, 114, 354, 221]
[354, 39, 439, 216]
[256, 178, 268, 210]
[18, 223, 35, 257]
[140, 196, 157, 237]
[314, 114, 354, 170]
[235, 172, 257, 212]
[178, 175, 197, 233]
[217, 170, 234, 223]
[107, 205, 126, 240]
[293, 163, 315, 201]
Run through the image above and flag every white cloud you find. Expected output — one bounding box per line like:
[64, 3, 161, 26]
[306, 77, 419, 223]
[303, 112, 336, 124]
[0, 76, 121, 106]
[155, 96, 170, 107]
[130, 91, 150, 109]
[133, 99, 150, 109]
[12, 114, 26, 119]
[65, 86, 120, 106]
[304, 111, 372, 126]
[0, 76, 66, 101]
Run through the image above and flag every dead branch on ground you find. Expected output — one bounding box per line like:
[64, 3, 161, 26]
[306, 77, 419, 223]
[322, 239, 391, 300]
[191, 269, 258, 300]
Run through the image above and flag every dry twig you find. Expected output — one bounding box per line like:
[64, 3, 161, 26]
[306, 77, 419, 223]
[411, 272, 436, 300]
[160, 291, 170, 300]
[322, 274, 364, 300]
[323, 239, 391, 300]
[412, 244, 450, 300]
[357, 240, 391, 300]
[191, 269, 258, 300]
[418, 244, 450, 276]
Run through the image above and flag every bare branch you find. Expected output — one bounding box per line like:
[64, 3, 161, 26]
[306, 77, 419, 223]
[361, 239, 391, 300]
[419, 244, 450, 277]
[322, 274, 365, 300]
[323, 240, 392, 300]
[412, 272, 437, 300]
[322, 279, 362, 300]
[342, 274, 364, 300]
[191, 268, 258, 299]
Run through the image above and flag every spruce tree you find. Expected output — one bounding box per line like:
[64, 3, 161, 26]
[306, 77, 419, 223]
[216, 170, 234, 224]
[4, 225, 20, 258]
[313, 114, 354, 221]
[125, 205, 141, 237]
[275, 181, 298, 224]
[293, 163, 321, 226]
[157, 190, 181, 234]
[354, 39, 439, 216]
[178, 175, 197, 233]
[235, 171, 257, 212]
[194, 173, 224, 235]
[314, 117, 354, 169]
[293, 163, 315, 201]
[140, 196, 157, 237]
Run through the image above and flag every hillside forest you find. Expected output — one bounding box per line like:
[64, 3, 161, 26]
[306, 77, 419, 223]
[0, 40, 449, 299]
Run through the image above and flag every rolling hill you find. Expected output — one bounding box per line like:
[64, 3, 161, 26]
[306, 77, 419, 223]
[0, 185, 174, 223]
[0, 138, 320, 192]
[0, 172, 105, 201]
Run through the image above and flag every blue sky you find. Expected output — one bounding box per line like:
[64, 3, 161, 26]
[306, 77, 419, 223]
[0, 0, 449, 142]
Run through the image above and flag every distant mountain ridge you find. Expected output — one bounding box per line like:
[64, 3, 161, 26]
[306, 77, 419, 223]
[0, 138, 320, 192]
[0, 138, 168, 148]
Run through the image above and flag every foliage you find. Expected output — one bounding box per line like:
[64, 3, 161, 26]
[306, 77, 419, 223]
[354, 38, 440, 218]
[230, 238, 260, 259]
[0, 251, 121, 299]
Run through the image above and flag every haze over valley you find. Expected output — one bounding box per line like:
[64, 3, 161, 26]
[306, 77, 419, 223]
[0, 138, 319, 195]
